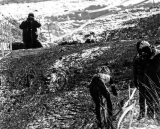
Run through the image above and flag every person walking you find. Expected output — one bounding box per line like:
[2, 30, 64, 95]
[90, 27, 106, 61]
[20, 13, 42, 49]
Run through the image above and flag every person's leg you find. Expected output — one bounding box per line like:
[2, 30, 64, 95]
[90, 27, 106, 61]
[89, 88, 101, 127]
[100, 84, 114, 129]
[144, 75, 156, 119]
[145, 90, 155, 119]
[146, 59, 160, 97]
[100, 87, 112, 117]
[137, 76, 146, 120]
[138, 85, 146, 120]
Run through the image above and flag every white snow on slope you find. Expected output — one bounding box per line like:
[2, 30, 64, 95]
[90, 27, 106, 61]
[122, 0, 148, 6]
[0, 0, 160, 20]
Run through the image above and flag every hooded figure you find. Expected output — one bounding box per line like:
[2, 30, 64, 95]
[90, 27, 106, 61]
[133, 40, 160, 120]
[19, 13, 42, 49]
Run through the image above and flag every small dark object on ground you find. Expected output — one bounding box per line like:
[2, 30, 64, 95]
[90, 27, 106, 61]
[85, 39, 95, 44]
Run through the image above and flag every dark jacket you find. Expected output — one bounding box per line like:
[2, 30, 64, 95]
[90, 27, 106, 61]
[133, 54, 147, 76]
[133, 54, 148, 88]
[20, 18, 41, 41]
[89, 74, 117, 96]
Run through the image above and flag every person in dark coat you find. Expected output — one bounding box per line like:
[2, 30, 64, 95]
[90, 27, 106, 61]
[19, 13, 43, 49]
[133, 40, 160, 120]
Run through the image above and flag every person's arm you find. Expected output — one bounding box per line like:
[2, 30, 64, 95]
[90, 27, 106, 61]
[133, 55, 139, 89]
[109, 77, 118, 96]
[34, 20, 41, 28]
[19, 20, 28, 29]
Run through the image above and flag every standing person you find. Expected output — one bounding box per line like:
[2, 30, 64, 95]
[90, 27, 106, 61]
[133, 40, 160, 120]
[19, 13, 43, 49]
[133, 43, 151, 120]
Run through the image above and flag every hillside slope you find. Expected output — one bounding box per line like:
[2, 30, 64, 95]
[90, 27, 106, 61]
[1, 37, 160, 128]
[1, 1, 160, 129]
[0, 39, 135, 129]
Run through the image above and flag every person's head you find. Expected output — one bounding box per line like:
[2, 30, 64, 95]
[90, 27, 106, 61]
[136, 40, 153, 58]
[96, 65, 111, 75]
[28, 13, 34, 20]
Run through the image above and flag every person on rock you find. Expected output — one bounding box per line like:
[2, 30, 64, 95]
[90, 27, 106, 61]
[19, 13, 42, 49]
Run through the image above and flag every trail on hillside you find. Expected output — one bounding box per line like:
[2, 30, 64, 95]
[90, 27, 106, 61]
[1, 40, 160, 128]
[22, 45, 128, 129]
[0, 42, 132, 129]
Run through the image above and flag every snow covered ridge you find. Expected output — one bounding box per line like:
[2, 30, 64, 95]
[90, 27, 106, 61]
[0, 0, 160, 20]
[0, 0, 160, 45]
[0, 0, 108, 20]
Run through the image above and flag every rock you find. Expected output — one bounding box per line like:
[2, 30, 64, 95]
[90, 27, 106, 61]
[12, 42, 25, 50]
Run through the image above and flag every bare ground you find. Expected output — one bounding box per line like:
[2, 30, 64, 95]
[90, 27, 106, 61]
[0, 39, 160, 129]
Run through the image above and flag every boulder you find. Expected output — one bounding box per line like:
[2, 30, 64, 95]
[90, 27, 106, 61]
[12, 42, 25, 50]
